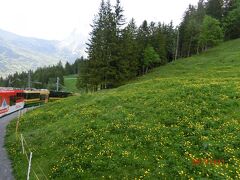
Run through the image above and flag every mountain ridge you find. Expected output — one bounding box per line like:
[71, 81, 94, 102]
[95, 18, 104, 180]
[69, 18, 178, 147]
[0, 28, 84, 77]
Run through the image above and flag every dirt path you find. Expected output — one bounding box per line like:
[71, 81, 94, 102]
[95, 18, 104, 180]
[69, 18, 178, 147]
[0, 112, 18, 180]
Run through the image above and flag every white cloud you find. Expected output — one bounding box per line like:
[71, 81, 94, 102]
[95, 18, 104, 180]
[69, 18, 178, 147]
[0, 0, 199, 40]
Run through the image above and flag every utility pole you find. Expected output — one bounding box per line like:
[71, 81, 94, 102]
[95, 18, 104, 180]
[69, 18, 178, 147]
[28, 71, 31, 89]
[175, 27, 180, 61]
[8, 79, 12, 87]
[56, 77, 59, 91]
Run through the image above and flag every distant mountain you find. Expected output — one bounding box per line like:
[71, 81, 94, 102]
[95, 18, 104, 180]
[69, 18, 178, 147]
[58, 28, 87, 57]
[0, 28, 85, 77]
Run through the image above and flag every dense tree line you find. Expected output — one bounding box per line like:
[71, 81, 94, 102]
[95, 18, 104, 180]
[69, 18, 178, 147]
[0, 58, 84, 90]
[77, 0, 239, 92]
[178, 0, 240, 57]
[77, 0, 177, 92]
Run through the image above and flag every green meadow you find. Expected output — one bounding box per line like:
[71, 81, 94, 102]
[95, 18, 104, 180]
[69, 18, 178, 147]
[63, 74, 79, 93]
[6, 39, 240, 179]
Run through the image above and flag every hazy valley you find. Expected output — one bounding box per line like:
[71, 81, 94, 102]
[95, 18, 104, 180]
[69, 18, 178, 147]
[0, 28, 84, 77]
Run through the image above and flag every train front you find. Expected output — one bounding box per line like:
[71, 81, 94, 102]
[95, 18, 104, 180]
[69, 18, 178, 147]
[0, 88, 25, 118]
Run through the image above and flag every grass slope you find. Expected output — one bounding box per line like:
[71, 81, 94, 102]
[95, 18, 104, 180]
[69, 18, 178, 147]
[63, 74, 79, 93]
[6, 39, 240, 179]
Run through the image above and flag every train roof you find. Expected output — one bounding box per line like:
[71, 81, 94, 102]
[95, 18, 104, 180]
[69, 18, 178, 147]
[24, 89, 50, 94]
[0, 87, 24, 94]
[0, 87, 49, 94]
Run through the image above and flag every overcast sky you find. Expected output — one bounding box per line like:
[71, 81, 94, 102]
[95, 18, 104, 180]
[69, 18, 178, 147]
[0, 0, 199, 41]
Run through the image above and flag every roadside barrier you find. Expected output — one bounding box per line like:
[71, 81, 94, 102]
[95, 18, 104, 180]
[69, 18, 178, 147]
[15, 109, 49, 180]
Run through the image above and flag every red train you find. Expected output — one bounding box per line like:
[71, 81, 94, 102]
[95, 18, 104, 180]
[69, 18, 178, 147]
[0, 89, 25, 118]
[0, 88, 72, 118]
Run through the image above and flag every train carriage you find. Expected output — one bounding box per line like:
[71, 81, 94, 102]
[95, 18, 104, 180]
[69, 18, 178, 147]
[49, 90, 72, 101]
[0, 88, 25, 118]
[0, 87, 71, 117]
[23, 89, 50, 107]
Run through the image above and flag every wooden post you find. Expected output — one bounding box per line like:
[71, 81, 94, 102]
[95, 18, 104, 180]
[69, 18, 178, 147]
[16, 119, 20, 139]
[20, 134, 25, 154]
[27, 152, 33, 180]
[18, 110, 21, 119]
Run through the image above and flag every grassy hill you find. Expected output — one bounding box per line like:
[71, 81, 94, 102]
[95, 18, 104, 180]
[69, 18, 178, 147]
[6, 39, 240, 179]
[63, 74, 79, 93]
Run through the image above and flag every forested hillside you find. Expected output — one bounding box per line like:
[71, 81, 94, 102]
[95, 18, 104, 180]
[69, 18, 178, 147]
[1, 0, 239, 93]
[0, 58, 84, 90]
[76, 0, 240, 92]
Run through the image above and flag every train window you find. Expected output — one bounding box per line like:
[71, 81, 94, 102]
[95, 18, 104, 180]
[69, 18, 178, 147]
[24, 93, 40, 100]
[17, 93, 23, 97]
[40, 94, 47, 100]
[23, 93, 27, 99]
[10, 96, 17, 106]
[17, 93, 24, 100]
